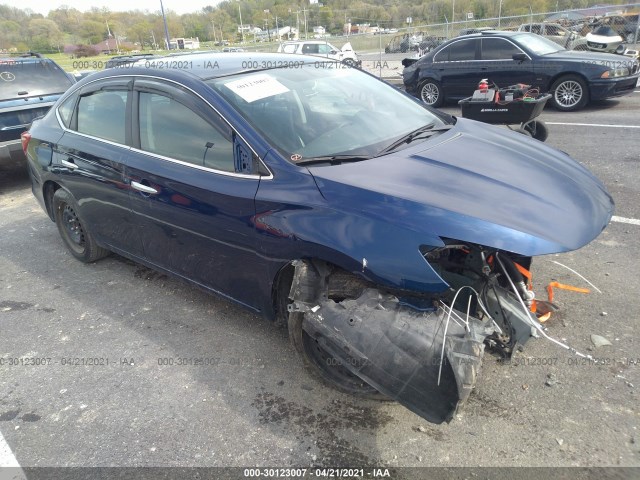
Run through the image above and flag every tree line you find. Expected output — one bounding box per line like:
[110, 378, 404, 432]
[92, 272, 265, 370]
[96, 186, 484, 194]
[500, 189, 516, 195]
[0, 0, 626, 52]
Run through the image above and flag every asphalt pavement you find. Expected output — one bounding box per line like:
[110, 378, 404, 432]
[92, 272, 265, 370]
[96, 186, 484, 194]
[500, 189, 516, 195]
[0, 79, 639, 479]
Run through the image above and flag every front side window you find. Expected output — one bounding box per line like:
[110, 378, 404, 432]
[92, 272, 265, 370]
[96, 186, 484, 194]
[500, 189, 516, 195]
[318, 44, 333, 54]
[138, 92, 234, 172]
[481, 38, 523, 60]
[77, 90, 128, 144]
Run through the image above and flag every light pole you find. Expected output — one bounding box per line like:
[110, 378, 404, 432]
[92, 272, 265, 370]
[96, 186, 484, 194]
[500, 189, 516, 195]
[238, 2, 245, 43]
[498, 0, 503, 27]
[160, 0, 171, 50]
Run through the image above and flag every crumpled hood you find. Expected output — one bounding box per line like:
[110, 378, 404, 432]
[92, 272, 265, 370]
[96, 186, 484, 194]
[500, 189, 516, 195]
[309, 118, 614, 256]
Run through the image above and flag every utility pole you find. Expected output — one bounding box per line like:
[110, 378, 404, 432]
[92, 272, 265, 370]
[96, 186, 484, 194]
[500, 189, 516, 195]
[160, 0, 171, 50]
[302, 8, 308, 39]
[238, 2, 245, 43]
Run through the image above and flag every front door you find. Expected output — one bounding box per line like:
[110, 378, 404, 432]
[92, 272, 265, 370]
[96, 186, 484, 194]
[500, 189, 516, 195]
[125, 79, 264, 308]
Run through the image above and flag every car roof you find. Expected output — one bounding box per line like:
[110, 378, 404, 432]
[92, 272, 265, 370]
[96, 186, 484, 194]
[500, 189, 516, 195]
[106, 52, 324, 80]
[457, 30, 523, 38]
[281, 40, 334, 45]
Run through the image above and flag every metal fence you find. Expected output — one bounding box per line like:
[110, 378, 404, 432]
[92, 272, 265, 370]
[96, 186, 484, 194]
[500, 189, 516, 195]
[221, 2, 639, 54]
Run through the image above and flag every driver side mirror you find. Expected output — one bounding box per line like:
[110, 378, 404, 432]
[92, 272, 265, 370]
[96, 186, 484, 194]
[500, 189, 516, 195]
[512, 53, 528, 62]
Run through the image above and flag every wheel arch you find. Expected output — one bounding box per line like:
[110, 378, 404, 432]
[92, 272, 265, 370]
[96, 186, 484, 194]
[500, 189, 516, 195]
[546, 71, 589, 94]
[43, 180, 63, 222]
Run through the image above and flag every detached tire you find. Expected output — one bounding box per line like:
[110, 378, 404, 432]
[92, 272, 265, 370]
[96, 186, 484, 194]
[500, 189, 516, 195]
[524, 120, 549, 142]
[52, 189, 110, 263]
[550, 75, 589, 111]
[419, 79, 444, 107]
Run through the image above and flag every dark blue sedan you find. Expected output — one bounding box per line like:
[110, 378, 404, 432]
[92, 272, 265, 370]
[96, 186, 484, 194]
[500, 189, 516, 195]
[402, 31, 639, 111]
[23, 52, 614, 424]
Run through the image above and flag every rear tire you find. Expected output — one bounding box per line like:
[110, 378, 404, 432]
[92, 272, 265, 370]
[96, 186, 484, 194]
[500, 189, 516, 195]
[52, 189, 110, 263]
[419, 79, 444, 107]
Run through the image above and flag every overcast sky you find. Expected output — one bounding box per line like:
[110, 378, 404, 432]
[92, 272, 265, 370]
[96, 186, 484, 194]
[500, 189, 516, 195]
[4, 0, 220, 15]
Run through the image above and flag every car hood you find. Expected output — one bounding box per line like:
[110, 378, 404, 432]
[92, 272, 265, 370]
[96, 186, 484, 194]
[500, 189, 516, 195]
[308, 118, 614, 256]
[544, 49, 625, 63]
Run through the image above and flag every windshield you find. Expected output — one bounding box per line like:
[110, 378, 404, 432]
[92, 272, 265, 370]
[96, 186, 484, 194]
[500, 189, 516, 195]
[207, 64, 447, 163]
[513, 33, 565, 55]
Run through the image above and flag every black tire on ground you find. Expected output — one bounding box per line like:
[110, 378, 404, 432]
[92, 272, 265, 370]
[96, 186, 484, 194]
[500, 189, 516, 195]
[524, 120, 549, 142]
[550, 75, 589, 111]
[419, 79, 444, 107]
[52, 189, 110, 263]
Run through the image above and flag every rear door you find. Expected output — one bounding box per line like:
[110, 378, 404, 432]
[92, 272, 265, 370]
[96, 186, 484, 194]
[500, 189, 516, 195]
[432, 38, 480, 99]
[125, 78, 266, 308]
[53, 78, 142, 255]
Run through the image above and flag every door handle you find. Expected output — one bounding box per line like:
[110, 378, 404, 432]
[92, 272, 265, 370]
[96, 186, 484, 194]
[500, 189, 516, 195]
[131, 180, 158, 195]
[61, 159, 78, 170]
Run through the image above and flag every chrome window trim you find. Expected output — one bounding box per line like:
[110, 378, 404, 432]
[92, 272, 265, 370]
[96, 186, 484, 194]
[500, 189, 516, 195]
[54, 73, 273, 180]
[433, 37, 532, 63]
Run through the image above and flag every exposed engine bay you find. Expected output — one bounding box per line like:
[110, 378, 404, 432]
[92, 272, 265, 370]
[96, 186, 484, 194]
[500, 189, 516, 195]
[287, 241, 581, 424]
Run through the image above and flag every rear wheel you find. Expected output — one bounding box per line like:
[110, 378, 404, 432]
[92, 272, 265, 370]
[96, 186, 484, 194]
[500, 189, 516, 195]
[550, 75, 589, 111]
[419, 79, 444, 107]
[52, 189, 110, 263]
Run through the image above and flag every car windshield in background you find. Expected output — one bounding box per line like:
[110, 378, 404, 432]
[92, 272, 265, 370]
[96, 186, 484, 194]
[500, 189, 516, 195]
[0, 59, 73, 100]
[207, 65, 446, 162]
[514, 33, 565, 55]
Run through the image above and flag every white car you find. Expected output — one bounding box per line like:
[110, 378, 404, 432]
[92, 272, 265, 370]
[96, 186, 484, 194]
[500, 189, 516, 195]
[277, 40, 360, 66]
[586, 25, 625, 53]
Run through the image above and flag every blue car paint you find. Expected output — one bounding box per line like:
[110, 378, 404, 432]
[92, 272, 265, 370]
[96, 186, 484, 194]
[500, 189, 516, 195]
[25, 53, 615, 323]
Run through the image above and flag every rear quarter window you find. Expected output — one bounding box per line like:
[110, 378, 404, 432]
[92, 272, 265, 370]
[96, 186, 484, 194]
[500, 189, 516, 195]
[0, 60, 73, 101]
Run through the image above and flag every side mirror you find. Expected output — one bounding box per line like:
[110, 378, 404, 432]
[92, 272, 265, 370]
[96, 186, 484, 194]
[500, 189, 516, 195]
[330, 50, 338, 55]
[512, 53, 528, 61]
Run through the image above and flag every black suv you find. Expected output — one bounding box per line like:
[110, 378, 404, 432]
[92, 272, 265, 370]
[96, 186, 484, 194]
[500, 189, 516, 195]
[1, 53, 74, 163]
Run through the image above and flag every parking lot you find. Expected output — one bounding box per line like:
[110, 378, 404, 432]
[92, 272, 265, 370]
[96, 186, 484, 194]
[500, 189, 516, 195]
[1, 83, 639, 478]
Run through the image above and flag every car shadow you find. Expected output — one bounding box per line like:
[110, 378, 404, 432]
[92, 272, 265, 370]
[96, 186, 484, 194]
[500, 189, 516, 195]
[1, 209, 396, 466]
[0, 160, 29, 196]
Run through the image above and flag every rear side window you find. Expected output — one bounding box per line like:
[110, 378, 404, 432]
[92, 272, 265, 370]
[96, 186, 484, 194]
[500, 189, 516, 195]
[0, 59, 73, 101]
[77, 90, 128, 144]
[436, 39, 477, 61]
[138, 92, 234, 172]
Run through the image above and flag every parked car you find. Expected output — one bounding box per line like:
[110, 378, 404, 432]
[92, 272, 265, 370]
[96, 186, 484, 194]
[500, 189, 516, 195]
[23, 52, 614, 424]
[402, 31, 640, 111]
[457, 27, 493, 36]
[0, 52, 74, 163]
[277, 40, 359, 66]
[586, 25, 625, 53]
[516, 22, 588, 50]
[385, 32, 444, 53]
[105, 53, 160, 68]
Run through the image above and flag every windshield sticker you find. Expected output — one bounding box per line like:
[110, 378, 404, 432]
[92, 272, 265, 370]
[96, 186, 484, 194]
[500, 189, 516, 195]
[224, 74, 289, 103]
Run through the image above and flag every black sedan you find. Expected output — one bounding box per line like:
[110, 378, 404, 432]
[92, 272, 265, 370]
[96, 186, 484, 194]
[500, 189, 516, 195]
[403, 31, 639, 111]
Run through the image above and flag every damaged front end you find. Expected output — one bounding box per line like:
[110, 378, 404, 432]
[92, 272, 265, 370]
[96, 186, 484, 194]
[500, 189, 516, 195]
[288, 242, 543, 424]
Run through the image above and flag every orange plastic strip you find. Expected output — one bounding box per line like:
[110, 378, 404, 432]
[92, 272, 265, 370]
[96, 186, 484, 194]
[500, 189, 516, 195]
[546, 282, 590, 303]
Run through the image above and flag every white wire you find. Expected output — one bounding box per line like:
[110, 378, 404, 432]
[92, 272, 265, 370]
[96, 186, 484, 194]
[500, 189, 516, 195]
[496, 253, 594, 360]
[550, 260, 602, 294]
